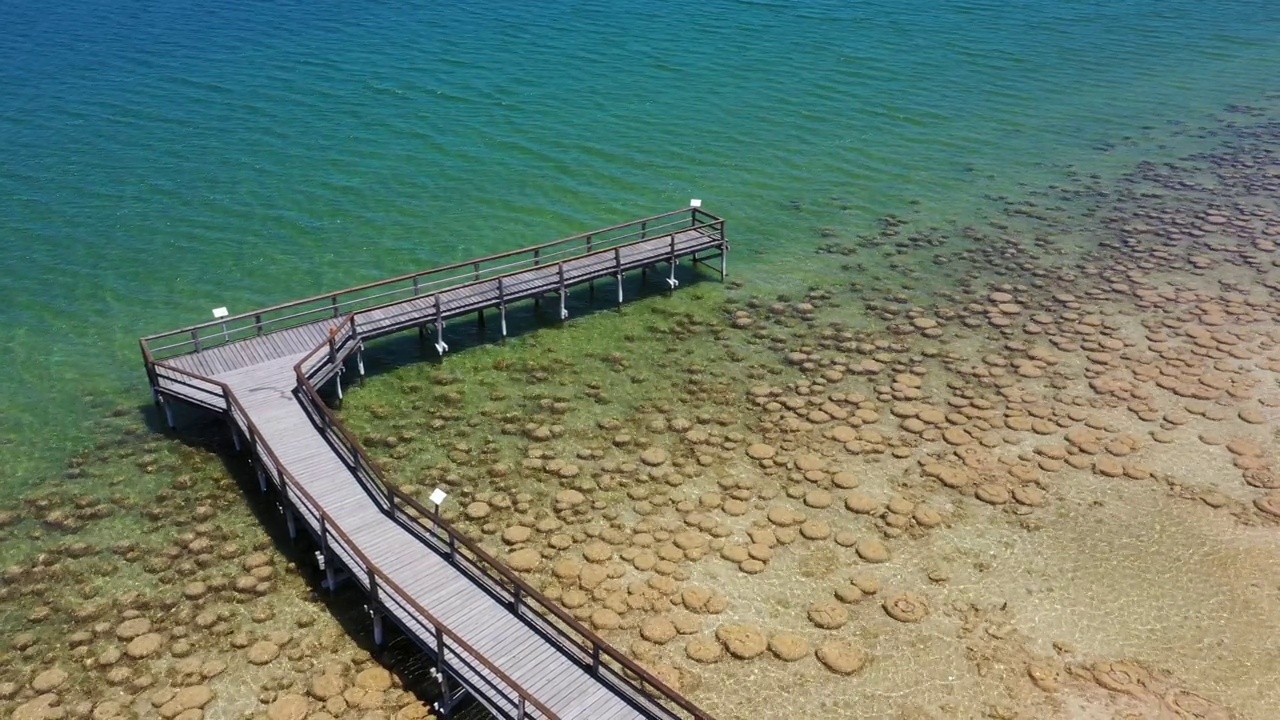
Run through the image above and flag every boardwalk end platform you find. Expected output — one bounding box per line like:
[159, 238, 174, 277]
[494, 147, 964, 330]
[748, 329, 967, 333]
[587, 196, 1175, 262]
[139, 208, 726, 720]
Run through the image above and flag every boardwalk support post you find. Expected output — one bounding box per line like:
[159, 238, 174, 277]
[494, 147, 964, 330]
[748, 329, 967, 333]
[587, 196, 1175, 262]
[334, 369, 343, 401]
[721, 243, 728, 279]
[432, 626, 446, 692]
[368, 571, 385, 647]
[161, 397, 176, 429]
[319, 517, 335, 593]
[231, 425, 241, 452]
[257, 466, 268, 493]
[558, 262, 568, 320]
[433, 295, 448, 356]
[356, 347, 365, 377]
[668, 234, 679, 288]
[615, 248, 624, 304]
[497, 278, 507, 338]
[285, 507, 297, 540]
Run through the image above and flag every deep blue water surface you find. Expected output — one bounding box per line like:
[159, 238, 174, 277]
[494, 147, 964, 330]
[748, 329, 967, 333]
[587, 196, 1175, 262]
[2, 0, 1278, 489]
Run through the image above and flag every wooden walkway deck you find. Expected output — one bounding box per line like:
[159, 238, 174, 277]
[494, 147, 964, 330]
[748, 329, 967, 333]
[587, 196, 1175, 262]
[139, 208, 726, 720]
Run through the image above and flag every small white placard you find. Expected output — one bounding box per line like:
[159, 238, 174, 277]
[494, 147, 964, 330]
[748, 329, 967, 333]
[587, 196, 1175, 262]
[429, 488, 448, 506]
[212, 307, 229, 319]
[689, 198, 702, 208]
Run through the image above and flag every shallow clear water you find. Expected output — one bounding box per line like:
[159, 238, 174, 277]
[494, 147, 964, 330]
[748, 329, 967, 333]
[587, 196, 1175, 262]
[1, 0, 1278, 491]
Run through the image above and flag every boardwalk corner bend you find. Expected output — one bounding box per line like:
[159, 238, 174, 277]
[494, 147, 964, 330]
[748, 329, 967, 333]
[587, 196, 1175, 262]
[139, 208, 727, 720]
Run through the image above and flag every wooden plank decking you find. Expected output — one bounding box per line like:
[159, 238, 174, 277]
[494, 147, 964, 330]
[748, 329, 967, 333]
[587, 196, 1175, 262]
[139, 209, 725, 720]
[223, 359, 646, 718]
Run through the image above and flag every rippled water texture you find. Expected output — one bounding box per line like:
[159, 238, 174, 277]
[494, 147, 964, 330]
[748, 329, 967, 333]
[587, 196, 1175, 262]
[1, 0, 1278, 485]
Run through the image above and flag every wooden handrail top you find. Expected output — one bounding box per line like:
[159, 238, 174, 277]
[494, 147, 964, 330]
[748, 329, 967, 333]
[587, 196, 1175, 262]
[141, 208, 728, 719]
[145, 352, 562, 718]
[313, 489, 562, 720]
[147, 214, 724, 362]
[290, 347, 715, 720]
[141, 208, 721, 346]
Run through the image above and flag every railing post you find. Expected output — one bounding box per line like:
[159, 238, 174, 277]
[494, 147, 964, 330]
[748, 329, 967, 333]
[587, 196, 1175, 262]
[191, 329, 202, 353]
[434, 625, 444, 675]
[331, 295, 339, 319]
[473, 262, 481, 282]
[586, 233, 593, 253]
[592, 644, 601, 674]
[254, 314, 263, 335]
[533, 248, 540, 267]
[640, 220, 647, 239]
[513, 585, 522, 615]
[413, 275, 421, 296]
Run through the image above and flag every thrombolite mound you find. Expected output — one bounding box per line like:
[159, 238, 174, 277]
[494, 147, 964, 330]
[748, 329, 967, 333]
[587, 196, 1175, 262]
[8, 104, 1279, 720]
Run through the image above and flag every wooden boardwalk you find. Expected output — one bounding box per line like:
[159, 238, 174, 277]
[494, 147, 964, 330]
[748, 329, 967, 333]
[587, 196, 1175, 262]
[139, 208, 726, 720]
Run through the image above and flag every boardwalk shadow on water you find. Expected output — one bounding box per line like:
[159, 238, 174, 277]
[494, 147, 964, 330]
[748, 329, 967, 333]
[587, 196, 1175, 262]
[130, 257, 725, 719]
[163, 420, 479, 714]
[344, 262, 723, 386]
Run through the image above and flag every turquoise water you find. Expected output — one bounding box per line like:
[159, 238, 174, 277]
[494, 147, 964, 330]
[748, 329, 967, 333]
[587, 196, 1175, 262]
[2, 0, 1278, 491]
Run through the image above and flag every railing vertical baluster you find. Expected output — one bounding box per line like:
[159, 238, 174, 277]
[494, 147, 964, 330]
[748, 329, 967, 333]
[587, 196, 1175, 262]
[434, 625, 444, 677]
[145, 211, 732, 720]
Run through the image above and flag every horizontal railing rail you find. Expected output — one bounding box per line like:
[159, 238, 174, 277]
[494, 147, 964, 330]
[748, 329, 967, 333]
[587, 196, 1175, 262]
[139, 346, 561, 720]
[140, 209, 727, 719]
[141, 208, 723, 361]
[351, 220, 727, 336]
[291, 350, 715, 720]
